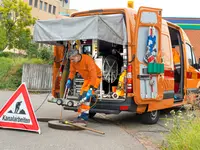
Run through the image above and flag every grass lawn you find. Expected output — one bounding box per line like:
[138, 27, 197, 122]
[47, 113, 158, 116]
[163, 109, 200, 150]
[0, 57, 46, 90]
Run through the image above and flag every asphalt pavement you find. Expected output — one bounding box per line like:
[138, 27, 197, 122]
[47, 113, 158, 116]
[0, 90, 171, 150]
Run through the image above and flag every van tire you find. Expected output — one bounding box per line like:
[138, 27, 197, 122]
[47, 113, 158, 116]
[141, 110, 160, 124]
[89, 112, 96, 118]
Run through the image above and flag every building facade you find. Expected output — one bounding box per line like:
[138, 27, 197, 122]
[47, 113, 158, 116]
[24, 0, 77, 20]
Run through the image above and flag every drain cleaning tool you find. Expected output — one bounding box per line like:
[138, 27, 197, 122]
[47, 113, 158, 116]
[144, 78, 148, 98]
[60, 93, 105, 135]
[149, 75, 155, 98]
[59, 87, 70, 121]
[62, 120, 105, 135]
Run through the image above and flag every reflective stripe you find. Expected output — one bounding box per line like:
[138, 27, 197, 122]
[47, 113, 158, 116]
[77, 102, 91, 116]
[81, 109, 89, 114]
[175, 66, 181, 69]
[84, 102, 90, 106]
[174, 63, 181, 69]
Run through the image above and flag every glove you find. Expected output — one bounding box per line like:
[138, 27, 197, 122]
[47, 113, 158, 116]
[86, 88, 93, 100]
[65, 79, 72, 89]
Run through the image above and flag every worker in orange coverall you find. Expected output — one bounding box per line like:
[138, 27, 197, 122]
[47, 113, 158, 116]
[66, 49, 102, 123]
[172, 46, 181, 93]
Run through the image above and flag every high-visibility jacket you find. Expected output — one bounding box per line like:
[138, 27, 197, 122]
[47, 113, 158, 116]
[68, 54, 102, 88]
[172, 48, 180, 69]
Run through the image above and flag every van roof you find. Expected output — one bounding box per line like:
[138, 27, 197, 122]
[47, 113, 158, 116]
[166, 20, 191, 44]
[71, 7, 191, 46]
[71, 8, 137, 17]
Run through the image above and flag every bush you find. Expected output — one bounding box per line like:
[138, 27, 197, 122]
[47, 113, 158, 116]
[0, 52, 14, 57]
[26, 43, 39, 58]
[26, 43, 53, 63]
[0, 57, 47, 90]
[0, 57, 22, 89]
[26, 58, 45, 64]
[38, 46, 53, 61]
[0, 25, 7, 51]
[162, 92, 200, 150]
[0, 65, 23, 90]
[163, 115, 200, 150]
[0, 57, 13, 79]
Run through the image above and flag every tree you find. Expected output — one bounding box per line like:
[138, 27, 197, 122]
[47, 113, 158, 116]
[0, 0, 36, 50]
[0, 25, 7, 51]
[26, 42, 39, 58]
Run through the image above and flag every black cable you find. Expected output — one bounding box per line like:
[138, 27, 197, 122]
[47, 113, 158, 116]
[34, 92, 51, 113]
[34, 46, 68, 113]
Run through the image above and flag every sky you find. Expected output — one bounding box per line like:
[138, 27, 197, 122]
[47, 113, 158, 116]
[70, 0, 199, 18]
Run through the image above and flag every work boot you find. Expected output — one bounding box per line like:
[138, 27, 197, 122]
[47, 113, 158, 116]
[91, 95, 97, 102]
[70, 117, 87, 125]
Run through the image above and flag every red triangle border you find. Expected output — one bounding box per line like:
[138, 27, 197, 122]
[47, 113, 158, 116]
[0, 83, 40, 134]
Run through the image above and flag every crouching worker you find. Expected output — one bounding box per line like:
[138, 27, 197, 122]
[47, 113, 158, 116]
[65, 49, 102, 124]
[172, 46, 181, 94]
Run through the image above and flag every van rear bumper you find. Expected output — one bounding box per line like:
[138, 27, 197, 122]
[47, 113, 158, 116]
[63, 97, 137, 114]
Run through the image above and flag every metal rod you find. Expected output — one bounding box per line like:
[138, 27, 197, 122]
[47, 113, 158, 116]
[64, 121, 105, 135]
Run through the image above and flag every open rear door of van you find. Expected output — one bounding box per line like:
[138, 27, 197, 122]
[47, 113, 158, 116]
[133, 6, 164, 104]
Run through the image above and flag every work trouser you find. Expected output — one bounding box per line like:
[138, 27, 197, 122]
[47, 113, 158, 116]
[77, 77, 101, 121]
[174, 63, 181, 93]
[174, 63, 181, 82]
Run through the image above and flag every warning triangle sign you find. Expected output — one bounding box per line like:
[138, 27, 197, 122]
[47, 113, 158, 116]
[0, 83, 40, 134]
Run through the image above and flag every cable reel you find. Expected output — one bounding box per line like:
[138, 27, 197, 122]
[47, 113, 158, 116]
[102, 55, 118, 83]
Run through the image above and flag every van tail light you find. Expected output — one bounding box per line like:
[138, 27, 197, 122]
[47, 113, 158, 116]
[127, 64, 133, 93]
[197, 73, 200, 79]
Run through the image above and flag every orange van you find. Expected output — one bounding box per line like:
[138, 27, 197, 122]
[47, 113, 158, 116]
[34, 6, 200, 124]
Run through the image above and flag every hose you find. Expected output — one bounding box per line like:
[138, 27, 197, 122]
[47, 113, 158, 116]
[34, 46, 68, 113]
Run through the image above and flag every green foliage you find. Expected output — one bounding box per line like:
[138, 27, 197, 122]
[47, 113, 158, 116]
[26, 43, 54, 64]
[0, 57, 21, 89]
[0, 25, 7, 51]
[15, 28, 32, 50]
[0, 64, 22, 89]
[162, 95, 200, 150]
[26, 42, 39, 58]
[163, 112, 200, 150]
[0, 57, 13, 80]
[0, 57, 47, 90]
[38, 46, 53, 61]
[0, 0, 36, 50]
[28, 58, 45, 64]
[0, 51, 14, 57]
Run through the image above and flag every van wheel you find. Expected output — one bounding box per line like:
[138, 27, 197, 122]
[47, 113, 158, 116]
[141, 110, 160, 124]
[89, 112, 96, 118]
